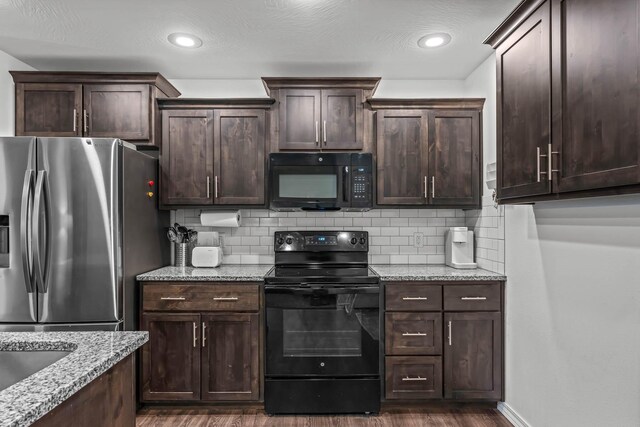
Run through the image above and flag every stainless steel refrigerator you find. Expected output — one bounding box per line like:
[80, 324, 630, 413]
[0, 137, 168, 331]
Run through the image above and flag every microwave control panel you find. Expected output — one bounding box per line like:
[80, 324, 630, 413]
[350, 154, 373, 208]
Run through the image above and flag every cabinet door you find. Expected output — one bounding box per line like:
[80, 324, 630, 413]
[321, 89, 364, 150]
[428, 110, 480, 207]
[213, 109, 266, 205]
[160, 110, 214, 206]
[15, 83, 82, 137]
[444, 312, 502, 400]
[552, 0, 640, 192]
[201, 313, 259, 401]
[496, 1, 552, 199]
[279, 89, 321, 150]
[376, 110, 429, 205]
[140, 313, 201, 401]
[83, 84, 150, 140]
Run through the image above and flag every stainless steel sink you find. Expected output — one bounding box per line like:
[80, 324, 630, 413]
[0, 350, 71, 391]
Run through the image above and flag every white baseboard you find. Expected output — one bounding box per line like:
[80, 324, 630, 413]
[498, 402, 531, 427]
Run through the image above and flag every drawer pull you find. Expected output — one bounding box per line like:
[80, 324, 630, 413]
[461, 296, 487, 301]
[213, 297, 238, 301]
[160, 297, 186, 301]
[402, 297, 428, 301]
[402, 376, 427, 382]
[402, 332, 427, 337]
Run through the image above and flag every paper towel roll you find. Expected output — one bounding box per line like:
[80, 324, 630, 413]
[201, 211, 241, 228]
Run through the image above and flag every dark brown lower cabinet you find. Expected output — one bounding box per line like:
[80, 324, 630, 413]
[140, 313, 201, 401]
[201, 313, 260, 401]
[33, 354, 135, 427]
[385, 356, 443, 399]
[444, 312, 502, 400]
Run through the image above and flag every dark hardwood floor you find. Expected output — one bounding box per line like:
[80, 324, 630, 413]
[136, 407, 513, 427]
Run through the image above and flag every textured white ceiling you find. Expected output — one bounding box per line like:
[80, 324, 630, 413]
[0, 0, 519, 79]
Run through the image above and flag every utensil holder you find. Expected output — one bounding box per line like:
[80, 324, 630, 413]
[174, 243, 191, 267]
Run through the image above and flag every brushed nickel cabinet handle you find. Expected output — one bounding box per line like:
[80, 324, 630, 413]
[83, 109, 88, 133]
[193, 322, 197, 348]
[206, 176, 210, 199]
[423, 176, 427, 198]
[202, 322, 206, 348]
[402, 332, 427, 337]
[402, 376, 427, 382]
[549, 143, 560, 178]
[461, 296, 487, 301]
[73, 109, 77, 132]
[536, 147, 541, 182]
[213, 297, 238, 301]
[448, 320, 452, 346]
[431, 176, 435, 198]
[214, 176, 219, 199]
[160, 296, 185, 301]
[323, 120, 327, 144]
[315, 121, 319, 145]
[402, 297, 428, 301]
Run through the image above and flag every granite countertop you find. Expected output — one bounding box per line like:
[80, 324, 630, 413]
[137, 265, 273, 282]
[0, 331, 147, 427]
[370, 265, 506, 281]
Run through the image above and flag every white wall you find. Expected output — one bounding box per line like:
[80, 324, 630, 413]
[0, 50, 35, 136]
[504, 198, 640, 427]
[168, 78, 466, 99]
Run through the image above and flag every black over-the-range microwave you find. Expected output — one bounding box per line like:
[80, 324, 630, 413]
[268, 153, 373, 211]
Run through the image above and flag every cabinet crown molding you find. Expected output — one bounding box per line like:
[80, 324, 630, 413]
[368, 98, 485, 110]
[261, 77, 381, 96]
[9, 71, 181, 97]
[483, 0, 547, 48]
[157, 98, 275, 110]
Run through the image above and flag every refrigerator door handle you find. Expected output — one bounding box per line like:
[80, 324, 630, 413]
[33, 170, 51, 294]
[20, 169, 35, 293]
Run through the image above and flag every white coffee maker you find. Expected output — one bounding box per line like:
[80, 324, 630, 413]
[445, 227, 477, 269]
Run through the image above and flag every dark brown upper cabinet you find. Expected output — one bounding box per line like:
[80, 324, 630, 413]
[11, 72, 180, 148]
[213, 109, 266, 205]
[201, 313, 260, 401]
[376, 110, 430, 205]
[157, 99, 274, 208]
[83, 84, 150, 140]
[160, 109, 214, 207]
[444, 312, 502, 400]
[370, 100, 484, 208]
[262, 78, 380, 152]
[15, 83, 82, 137]
[486, 0, 640, 203]
[428, 110, 481, 206]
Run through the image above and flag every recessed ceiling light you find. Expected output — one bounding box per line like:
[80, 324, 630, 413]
[418, 33, 452, 48]
[168, 33, 203, 48]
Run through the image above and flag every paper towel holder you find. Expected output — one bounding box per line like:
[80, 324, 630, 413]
[200, 210, 242, 228]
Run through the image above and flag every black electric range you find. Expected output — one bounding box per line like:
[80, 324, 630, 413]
[264, 231, 381, 415]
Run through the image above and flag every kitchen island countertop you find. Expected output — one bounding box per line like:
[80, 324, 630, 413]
[0, 331, 147, 427]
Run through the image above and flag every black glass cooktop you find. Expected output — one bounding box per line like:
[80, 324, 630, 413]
[264, 266, 379, 284]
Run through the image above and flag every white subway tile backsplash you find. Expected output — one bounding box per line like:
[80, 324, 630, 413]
[174, 208, 476, 265]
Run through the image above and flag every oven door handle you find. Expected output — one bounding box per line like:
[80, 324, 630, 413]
[265, 285, 379, 295]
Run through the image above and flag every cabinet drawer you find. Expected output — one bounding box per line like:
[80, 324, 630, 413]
[385, 356, 442, 399]
[142, 283, 259, 312]
[443, 284, 501, 311]
[385, 283, 442, 311]
[385, 313, 442, 355]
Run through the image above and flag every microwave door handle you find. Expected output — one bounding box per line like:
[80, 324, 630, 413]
[343, 166, 350, 203]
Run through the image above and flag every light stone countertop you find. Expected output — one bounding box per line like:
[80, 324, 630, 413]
[136, 265, 273, 282]
[370, 265, 506, 281]
[0, 331, 147, 427]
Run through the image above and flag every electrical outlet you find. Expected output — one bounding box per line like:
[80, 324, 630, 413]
[414, 232, 424, 248]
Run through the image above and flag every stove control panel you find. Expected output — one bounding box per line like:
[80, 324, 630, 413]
[274, 231, 368, 252]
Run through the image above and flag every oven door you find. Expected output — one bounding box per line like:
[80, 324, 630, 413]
[265, 285, 379, 377]
[269, 164, 350, 210]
